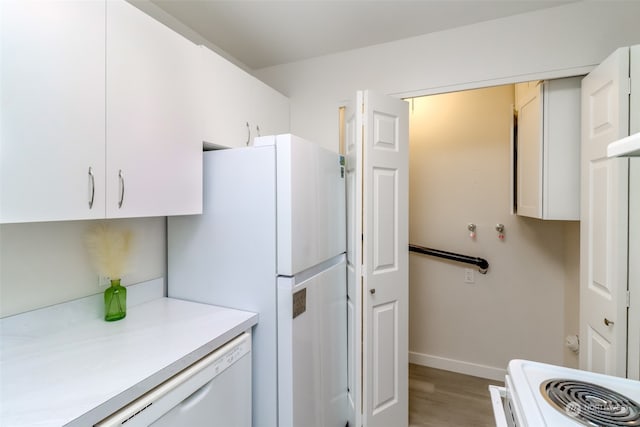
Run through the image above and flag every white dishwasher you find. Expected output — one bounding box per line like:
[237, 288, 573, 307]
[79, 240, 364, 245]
[96, 332, 252, 427]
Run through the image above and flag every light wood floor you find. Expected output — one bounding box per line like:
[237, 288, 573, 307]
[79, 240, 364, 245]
[409, 363, 504, 427]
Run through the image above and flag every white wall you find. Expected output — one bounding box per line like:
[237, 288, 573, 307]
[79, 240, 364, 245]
[251, 1, 639, 377]
[407, 87, 579, 379]
[0, 218, 166, 318]
[255, 1, 640, 153]
[564, 221, 581, 367]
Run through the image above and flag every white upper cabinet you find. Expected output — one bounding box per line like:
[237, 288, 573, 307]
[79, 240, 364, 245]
[1, 0, 106, 223]
[106, 0, 202, 218]
[514, 77, 582, 220]
[251, 73, 290, 142]
[200, 47, 290, 148]
[0, 0, 202, 223]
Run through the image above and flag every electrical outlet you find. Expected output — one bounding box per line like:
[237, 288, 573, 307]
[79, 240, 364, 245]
[98, 275, 110, 288]
[464, 268, 475, 284]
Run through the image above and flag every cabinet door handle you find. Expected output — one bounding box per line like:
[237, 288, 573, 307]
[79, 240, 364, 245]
[604, 318, 614, 326]
[370, 288, 376, 295]
[246, 122, 251, 146]
[88, 167, 95, 209]
[118, 169, 125, 209]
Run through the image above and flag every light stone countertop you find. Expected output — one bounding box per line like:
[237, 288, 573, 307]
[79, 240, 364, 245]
[0, 279, 258, 427]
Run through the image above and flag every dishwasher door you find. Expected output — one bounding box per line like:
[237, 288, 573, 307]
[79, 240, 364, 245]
[95, 332, 251, 427]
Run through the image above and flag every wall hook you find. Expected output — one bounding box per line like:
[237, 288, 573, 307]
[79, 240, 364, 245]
[467, 223, 476, 239]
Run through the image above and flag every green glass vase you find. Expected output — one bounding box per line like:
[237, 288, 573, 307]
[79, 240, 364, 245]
[104, 279, 126, 321]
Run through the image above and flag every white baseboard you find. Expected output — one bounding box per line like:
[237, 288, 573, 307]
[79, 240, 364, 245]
[409, 351, 506, 382]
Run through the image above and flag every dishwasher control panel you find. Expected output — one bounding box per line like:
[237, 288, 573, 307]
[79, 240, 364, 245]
[212, 335, 250, 376]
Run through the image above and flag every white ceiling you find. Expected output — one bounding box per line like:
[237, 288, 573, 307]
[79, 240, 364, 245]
[148, 0, 574, 70]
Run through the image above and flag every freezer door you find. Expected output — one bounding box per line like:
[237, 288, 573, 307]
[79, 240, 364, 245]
[260, 134, 346, 276]
[277, 255, 348, 427]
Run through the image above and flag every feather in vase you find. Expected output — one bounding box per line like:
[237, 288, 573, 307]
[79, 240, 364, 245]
[85, 223, 133, 279]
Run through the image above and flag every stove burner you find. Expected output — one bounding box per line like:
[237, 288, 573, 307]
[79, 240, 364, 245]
[541, 379, 640, 427]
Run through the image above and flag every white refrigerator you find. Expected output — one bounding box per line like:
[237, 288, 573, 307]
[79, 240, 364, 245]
[167, 134, 348, 427]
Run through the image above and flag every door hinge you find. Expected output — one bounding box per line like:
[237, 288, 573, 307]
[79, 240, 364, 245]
[625, 77, 632, 95]
[627, 290, 631, 308]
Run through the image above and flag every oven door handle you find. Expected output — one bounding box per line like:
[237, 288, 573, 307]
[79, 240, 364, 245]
[489, 385, 510, 427]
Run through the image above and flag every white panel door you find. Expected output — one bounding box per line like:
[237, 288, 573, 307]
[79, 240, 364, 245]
[362, 91, 408, 427]
[345, 91, 409, 427]
[345, 92, 363, 427]
[580, 47, 630, 377]
[0, 0, 105, 223]
[345, 90, 409, 427]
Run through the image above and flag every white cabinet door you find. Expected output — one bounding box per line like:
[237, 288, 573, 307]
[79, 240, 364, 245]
[0, 0, 105, 223]
[346, 90, 409, 427]
[200, 47, 253, 148]
[542, 77, 582, 219]
[515, 81, 543, 218]
[251, 77, 290, 141]
[515, 77, 581, 220]
[580, 47, 630, 377]
[106, 0, 202, 218]
[200, 47, 289, 148]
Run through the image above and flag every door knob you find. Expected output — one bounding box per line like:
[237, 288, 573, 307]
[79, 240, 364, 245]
[370, 288, 376, 294]
[604, 318, 614, 326]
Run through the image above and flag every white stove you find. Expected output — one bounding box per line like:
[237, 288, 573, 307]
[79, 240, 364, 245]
[490, 360, 640, 426]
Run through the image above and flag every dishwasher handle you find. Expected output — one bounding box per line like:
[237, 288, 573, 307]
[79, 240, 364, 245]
[176, 379, 214, 413]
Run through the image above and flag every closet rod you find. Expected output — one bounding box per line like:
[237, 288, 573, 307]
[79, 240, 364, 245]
[408, 244, 489, 274]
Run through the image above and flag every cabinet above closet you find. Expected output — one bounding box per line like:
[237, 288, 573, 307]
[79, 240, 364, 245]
[513, 77, 582, 220]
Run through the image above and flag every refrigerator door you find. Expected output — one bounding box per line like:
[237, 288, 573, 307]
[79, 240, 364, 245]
[257, 134, 346, 276]
[277, 254, 348, 427]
